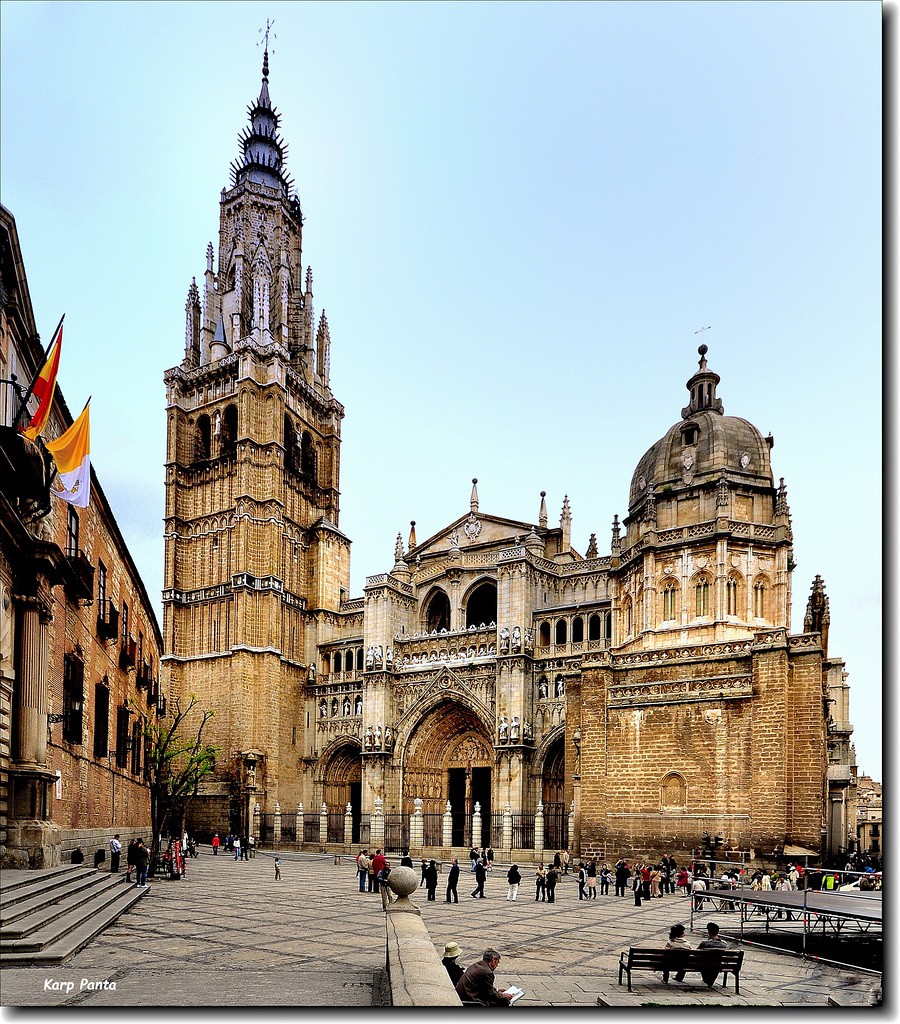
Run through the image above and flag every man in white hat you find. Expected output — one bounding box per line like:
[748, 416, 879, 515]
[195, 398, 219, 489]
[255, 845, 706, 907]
[441, 941, 465, 986]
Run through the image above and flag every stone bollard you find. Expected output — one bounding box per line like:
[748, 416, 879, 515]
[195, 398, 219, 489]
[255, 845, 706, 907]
[472, 802, 482, 851]
[502, 801, 513, 853]
[344, 802, 353, 851]
[442, 801, 453, 850]
[534, 802, 545, 861]
[296, 804, 303, 848]
[274, 802, 282, 845]
[410, 797, 424, 852]
[568, 800, 575, 854]
[334, 854, 341, 865]
[319, 802, 328, 848]
[371, 796, 385, 852]
[253, 803, 261, 845]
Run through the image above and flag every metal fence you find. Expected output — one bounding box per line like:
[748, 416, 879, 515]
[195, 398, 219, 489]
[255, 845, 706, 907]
[259, 813, 274, 843]
[303, 813, 319, 844]
[384, 813, 409, 853]
[511, 813, 535, 850]
[422, 813, 444, 847]
[280, 817, 297, 843]
[358, 814, 371, 847]
[489, 813, 503, 850]
[327, 812, 344, 843]
[544, 804, 568, 850]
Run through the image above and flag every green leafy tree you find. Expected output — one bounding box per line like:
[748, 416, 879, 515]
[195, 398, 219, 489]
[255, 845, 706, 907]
[141, 694, 217, 875]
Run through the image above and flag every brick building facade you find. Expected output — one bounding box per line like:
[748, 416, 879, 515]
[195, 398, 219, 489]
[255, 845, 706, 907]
[0, 203, 160, 868]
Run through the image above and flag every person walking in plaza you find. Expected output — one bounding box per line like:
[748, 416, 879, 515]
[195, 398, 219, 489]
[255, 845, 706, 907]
[400, 850, 414, 868]
[650, 864, 662, 898]
[445, 857, 460, 903]
[471, 858, 487, 898]
[577, 862, 587, 900]
[233, 835, 241, 860]
[586, 859, 598, 898]
[615, 858, 630, 897]
[662, 923, 691, 983]
[212, 833, 220, 856]
[357, 850, 369, 893]
[108, 834, 121, 873]
[274, 858, 282, 880]
[125, 839, 139, 882]
[640, 863, 652, 900]
[677, 867, 690, 897]
[535, 863, 547, 901]
[241, 835, 250, 860]
[420, 858, 429, 888]
[546, 864, 559, 903]
[599, 864, 612, 895]
[487, 847, 495, 868]
[371, 849, 386, 893]
[506, 864, 521, 901]
[632, 872, 643, 907]
[563, 849, 571, 874]
[425, 859, 439, 901]
[553, 851, 562, 874]
[135, 839, 150, 888]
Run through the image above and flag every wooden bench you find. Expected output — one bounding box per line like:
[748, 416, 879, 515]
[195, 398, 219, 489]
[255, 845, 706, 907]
[618, 947, 744, 993]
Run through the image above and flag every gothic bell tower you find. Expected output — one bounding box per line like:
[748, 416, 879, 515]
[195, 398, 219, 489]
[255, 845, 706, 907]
[162, 48, 350, 832]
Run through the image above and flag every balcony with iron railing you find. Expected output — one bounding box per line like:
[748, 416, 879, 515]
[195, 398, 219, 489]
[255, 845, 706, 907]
[0, 404, 55, 523]
[96, 598, 120, 642]
[62, 547, 95, 604]
[119, 636, 137, 671]
[136, 660, 152, 691]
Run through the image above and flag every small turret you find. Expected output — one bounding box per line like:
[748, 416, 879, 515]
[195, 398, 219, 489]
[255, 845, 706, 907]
[560, 495, 571, 551]
[316, 311, 330, 385]
[681, 344, 724, 418]
[184, 278, 201, 367]
[539, 491, 548, 529]
[470, 478, 479, 514]
[803, 575, 830, 654]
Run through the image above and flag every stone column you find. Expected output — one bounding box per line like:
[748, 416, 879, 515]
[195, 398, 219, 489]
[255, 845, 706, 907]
[502, 801, 513, 853]
[253, 802, 261, 842]
[15, 596, 48, 768]
[296, 804, 303, 847]
[410, 797, 424, 853]
[344, 802, 353, 851]
[274, 802, 282, 845]
[534, 802, 545, 861]
[371, 796, 385, 851]
[442, 800, 453, 850]
[472, 801, 482, 851]
[319, 801, 328, 848]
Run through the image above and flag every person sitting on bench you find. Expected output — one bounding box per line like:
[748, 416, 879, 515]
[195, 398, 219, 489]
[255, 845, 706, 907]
[697, 921, 727, 986]
[662, 923, 691, 983]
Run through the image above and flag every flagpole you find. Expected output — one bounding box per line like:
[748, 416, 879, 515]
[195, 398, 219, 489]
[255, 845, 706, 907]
[14, 312, 65, 428]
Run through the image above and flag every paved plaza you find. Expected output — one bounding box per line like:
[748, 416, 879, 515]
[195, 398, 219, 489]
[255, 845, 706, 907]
[0, 850, 881, 1010]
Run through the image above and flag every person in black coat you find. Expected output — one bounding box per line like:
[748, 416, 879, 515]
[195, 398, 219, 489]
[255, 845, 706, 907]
[445, 858, 460, 903]
[425, 859, 439, 901]
[546, 866, 559, 903]
[471, 859, 487, 898]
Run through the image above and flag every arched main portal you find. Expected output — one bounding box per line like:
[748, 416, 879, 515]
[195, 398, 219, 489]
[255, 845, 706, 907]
[322, 742, 362, 842]
[541, 734, 567, 850]
[402, 700, 493, 848]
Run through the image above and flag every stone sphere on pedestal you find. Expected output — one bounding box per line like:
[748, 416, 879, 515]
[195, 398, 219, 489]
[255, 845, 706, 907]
[385, 865, 418, 898]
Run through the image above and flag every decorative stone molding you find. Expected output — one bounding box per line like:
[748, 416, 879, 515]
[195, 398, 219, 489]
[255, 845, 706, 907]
[607, 674, 753, 708]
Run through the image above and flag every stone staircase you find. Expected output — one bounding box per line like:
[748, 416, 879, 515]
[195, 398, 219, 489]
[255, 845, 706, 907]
[0, 864, 148, 965]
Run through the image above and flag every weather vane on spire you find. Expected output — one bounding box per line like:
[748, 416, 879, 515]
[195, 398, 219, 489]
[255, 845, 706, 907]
[259, 18, 276, 56]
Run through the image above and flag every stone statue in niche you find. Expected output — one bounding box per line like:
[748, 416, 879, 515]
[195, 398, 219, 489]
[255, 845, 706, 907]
[500, 627, 510, 653]
[384, 727, 394, 751]
[308, 663, 316, 683]
[555, 676, 565, 698]
[523, 721, 533, 743]
[538, 677, 549, 699]
[365, 647, 374, 670]
[343, 696, 351, 716]
[331, 698, 338, 717]
[386, 646, 393, 668]
[374, 726, 383, 750]
[512, 626, 521, 652]
[364, 726, 375, 751]
[319, 699, 327, 718]
[510, 716, 520, 743]
[498, 716, 509, 744]
[373, 646, 383, 668]
[355, 694, 363, 715]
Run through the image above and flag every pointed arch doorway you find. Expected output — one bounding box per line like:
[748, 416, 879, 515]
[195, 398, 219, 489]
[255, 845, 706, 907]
[402, 700, 493, 849]
[541, 734, 567, 850]
[322, 742, 362, 843]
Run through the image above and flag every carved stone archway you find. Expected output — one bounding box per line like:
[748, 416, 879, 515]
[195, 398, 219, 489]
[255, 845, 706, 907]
[320, 739, 362, 815]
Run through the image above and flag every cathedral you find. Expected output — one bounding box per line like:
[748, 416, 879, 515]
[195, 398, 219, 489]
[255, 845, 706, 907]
[162, 53, 856, 863]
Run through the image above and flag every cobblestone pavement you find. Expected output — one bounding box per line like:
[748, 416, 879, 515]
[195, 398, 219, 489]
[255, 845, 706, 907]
[0, 851, 881, 1011]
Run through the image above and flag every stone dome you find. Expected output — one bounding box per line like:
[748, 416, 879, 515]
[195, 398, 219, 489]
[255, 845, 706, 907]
[628, 347, 774, 514]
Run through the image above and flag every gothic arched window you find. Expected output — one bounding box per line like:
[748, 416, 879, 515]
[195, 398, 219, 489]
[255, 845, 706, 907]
[588, 614, 602, 641]
[662, 581, 678, 621]
[624, 598, 633, 636]
[572, 616, 584, 643]
[539, 621, 551, 647]
[695, 578, 710, 617]
[555, 619, 568, 645]
[754, 579, 767, 619]
[726, 576, 739, 616]
[301, 432, 317, 483]
[660, 772, 687, 811]
[196, 415, 211, 462]
[424, 590, 451, 632]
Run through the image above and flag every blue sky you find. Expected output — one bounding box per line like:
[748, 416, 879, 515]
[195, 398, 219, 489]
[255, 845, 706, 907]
[0, 1, 881, 778]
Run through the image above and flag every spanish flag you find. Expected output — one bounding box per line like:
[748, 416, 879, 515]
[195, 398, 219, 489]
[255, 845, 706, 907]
[21, 318, 63, 441]
[46, 400, 90, 508]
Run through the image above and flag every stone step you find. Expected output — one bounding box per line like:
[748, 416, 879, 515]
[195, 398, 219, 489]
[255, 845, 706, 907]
[0, 882, 149, 960]
[1, 873, 123, 936]
[0, 864, 87, 902]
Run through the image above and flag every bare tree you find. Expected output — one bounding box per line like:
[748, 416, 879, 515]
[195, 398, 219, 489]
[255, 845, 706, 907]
[141, 693, 217, 875]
